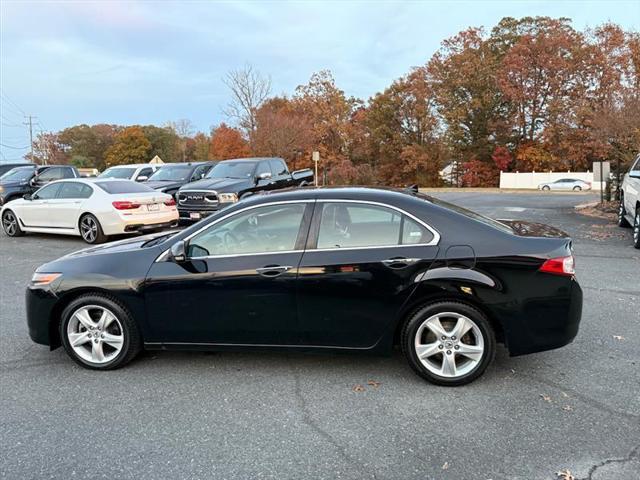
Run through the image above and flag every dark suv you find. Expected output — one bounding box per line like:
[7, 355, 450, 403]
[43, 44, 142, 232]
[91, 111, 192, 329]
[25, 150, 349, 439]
[0, 162, 30, 177]
[0, 165, 80, 205]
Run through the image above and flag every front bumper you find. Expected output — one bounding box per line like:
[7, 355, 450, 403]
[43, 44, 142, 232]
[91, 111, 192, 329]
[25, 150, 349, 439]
[26, 286, 58, 347]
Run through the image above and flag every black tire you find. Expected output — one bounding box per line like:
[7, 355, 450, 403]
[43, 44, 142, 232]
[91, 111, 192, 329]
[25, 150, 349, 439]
[542, 185, 550, 191]
[573, 186, 582, 191]
[60, 293, 142, 370]
[401, 301, 496, 386]
[79, 213, 107, 244]
[633, 207, 640, 250]
[1, 209, 24, 237]
[618, 194, 631, 228]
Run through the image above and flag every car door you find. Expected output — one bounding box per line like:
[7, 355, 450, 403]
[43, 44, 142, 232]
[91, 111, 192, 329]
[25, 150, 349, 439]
[296, 200, 440, 348]
[18, 183, 63, 227]
[254, 160, 277, 192]
[31, 167, 66, 190]
[51, 182, 94, 229]
[135, 167, 154, 182]
[269, 159, 290, 189]
[144, 201, 313, 345]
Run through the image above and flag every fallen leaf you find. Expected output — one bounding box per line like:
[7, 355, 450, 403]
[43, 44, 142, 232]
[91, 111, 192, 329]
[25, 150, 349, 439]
[561, 391, 569, 398]
[441, 461, 449, 470]
[562, 405, 573, 412]
[352, 384, 365, 393]
[556, 469, 575, 480]
[540, 394, 552, 403]
[367, 380, 382, 388]
[612, 335, 625, 341]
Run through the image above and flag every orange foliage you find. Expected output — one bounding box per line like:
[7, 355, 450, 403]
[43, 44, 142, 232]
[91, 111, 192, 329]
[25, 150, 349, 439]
[209, 123, 250, 160]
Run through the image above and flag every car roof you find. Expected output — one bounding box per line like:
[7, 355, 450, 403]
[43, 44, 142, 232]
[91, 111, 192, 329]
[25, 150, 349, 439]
[159, 161, 215, 167]
[105, 164, 156, 168]
[220, 157, 280, 163]
[240, 186, 427, 205]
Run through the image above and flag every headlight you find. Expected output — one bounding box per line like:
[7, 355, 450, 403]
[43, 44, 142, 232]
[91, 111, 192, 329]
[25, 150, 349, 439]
[31, 272, 61, 285]
[218, 193, 238, 203]
[0, 186, 4, 193]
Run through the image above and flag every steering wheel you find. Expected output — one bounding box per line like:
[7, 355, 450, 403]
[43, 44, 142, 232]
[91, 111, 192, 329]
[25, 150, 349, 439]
[223, 231, 239, 252]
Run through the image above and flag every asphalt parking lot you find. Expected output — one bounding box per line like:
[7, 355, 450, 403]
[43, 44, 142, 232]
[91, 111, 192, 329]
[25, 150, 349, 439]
[1, 191, 638, 480]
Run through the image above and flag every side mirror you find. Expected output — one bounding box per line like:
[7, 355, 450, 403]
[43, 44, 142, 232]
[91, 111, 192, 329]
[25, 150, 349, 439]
[23, 193, 32, 201]
[256, 172, 272, 182]
[29, 177, 37, 187]
[136, 175, 148, 182]
[170, 240, 187, 263]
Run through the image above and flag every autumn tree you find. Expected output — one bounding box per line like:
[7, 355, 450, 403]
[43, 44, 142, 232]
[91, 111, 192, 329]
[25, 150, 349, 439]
[58, 124, 118, 170]
[223, 64, 271, 140]
[141, 125, 181, 162]
[190, 133, 211, 161]
[167, 119, 195, 161]
[104, 126, 152, 166]
[32, 132, 68, 165]
[209, 123, 250, 160]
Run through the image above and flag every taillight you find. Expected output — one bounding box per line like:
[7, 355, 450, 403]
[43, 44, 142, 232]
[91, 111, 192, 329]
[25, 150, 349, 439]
[112, 201, 140, 210]
[164, 198, 176, 206]
[539, 255, 575, 276]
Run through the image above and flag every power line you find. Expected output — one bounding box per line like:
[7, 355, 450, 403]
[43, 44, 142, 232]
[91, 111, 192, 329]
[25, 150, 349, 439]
[0, 90, 26, 115]
[0, 142, 29, 149]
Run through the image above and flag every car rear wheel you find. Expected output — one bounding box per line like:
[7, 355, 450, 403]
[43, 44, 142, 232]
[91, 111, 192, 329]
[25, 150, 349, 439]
[60, 294, 141, 370]
[542, 185, 550, 191]
[573, 186, 582, 191]
[79, 213, 107, 244]
[1, 209, 24, 237]
[401, 301, 495, 386]
[633, 208, 640, 249]
[618, 195, 631, 228]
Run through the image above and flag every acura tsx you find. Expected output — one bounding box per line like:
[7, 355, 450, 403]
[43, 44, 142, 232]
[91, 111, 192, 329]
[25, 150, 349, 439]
[25, 187, 582, 385]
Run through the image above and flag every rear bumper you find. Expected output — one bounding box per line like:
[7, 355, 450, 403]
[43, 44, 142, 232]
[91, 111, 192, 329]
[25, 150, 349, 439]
[504, 278, 583, 356]
[124, 220, 179, 233]
[101, 210, 179, 235]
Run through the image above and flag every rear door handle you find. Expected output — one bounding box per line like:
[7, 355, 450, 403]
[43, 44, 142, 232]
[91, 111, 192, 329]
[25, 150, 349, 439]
[256, 265, 292, 277]
[382, 257, 420, 269]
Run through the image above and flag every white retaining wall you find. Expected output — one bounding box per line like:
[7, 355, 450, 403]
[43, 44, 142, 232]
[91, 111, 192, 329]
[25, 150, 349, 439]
[499, 171, 604, 190]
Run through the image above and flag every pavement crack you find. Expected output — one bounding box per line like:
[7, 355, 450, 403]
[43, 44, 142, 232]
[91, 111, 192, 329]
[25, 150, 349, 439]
[578, 444, 640, 480]
[290, 364, 380, 479]
[514, 371, 639, 420]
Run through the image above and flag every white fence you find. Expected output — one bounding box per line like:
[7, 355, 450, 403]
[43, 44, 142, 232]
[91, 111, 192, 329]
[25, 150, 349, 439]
[499, 171, 604, 190]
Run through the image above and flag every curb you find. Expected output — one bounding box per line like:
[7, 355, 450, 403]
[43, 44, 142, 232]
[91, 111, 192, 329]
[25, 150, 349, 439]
[574, 201, 600, 210]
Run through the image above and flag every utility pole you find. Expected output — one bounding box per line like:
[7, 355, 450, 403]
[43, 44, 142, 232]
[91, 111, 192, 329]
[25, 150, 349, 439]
[23, 115, 37, 164]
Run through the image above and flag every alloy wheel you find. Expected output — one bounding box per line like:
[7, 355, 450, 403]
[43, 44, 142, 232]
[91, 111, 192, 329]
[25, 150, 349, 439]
[414, 312, 484, 378]
[80, 216, 98, 243]
[66, 305, 124, 364]
[634, 211, 639, 244]
[2, 211, 17, 235]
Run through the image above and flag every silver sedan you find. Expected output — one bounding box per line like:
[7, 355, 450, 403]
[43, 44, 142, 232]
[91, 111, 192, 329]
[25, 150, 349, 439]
[538, 178, 592, 191]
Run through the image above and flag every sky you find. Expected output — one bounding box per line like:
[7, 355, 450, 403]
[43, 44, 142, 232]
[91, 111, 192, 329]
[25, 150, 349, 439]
[1, 0, 639, 163]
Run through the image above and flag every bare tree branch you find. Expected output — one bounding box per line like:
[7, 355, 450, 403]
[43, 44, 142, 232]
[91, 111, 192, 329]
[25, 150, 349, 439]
[223, 64, 272, 139]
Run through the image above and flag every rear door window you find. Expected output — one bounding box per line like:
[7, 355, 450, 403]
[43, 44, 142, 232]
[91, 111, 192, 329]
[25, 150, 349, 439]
[58, 182, 93, 199]
[96, 181, 155, 194]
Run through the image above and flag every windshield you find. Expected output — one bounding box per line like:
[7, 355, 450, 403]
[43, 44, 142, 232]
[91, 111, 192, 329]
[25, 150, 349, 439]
[0, 167, 35, 182]
[206, 161, 256, 179]
[95, 181, 155, 194]
[416, 193, 515, 234]
[148, 165, 193, 181]
[99, 167, 137, 179]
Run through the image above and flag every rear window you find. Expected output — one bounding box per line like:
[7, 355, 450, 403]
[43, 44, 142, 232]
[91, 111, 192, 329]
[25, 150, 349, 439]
[416, 193, 514, 234]
[95, 181, 155, 194]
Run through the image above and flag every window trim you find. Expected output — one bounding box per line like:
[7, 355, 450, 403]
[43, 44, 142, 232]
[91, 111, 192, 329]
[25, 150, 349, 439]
[306, 199, 440, 251]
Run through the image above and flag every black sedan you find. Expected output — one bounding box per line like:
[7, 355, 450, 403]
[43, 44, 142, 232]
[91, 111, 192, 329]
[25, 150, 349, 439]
[26, 187, 582, 385]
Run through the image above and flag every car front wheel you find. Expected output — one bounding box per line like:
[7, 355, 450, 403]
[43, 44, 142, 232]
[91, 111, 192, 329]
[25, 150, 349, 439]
[542, 185, 550, 191]
[1, 209, 24, 237]
[401, 301, 496, 386]
[60, 294, 141, 370]
[634, 208, 640, 249]
[618, 195, 631, 227]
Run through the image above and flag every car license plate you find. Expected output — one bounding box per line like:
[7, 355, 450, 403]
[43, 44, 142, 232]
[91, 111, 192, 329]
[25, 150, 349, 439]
[190, 212, 201, 220]
[147, 203, 160, 211]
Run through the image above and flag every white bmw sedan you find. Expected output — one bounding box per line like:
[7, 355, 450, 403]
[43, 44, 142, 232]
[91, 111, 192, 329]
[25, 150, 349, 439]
[1, 179, 178, 244]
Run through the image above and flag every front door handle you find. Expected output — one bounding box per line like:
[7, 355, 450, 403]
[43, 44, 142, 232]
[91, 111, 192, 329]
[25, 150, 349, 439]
[256, 265, 292, 277]
[382, 257, 420, 269]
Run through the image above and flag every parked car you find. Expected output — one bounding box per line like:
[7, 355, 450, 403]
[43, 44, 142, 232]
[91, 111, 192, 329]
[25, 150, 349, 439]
[1, 178, 178, 244]
[0, 162, 31, 177]
[0, 164, 79, 206]
[98, 164, 160, 182]
[144, 162, 216, 198]
[618, 154, 640, 249]
[176, 157, 313, 221]
[538, 178, 591, 191]
[24, 187, 582, 386]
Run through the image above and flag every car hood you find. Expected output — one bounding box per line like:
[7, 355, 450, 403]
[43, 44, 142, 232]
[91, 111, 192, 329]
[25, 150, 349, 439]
[0, 180, 28, 188]
[498, 220, 569, 238]
[145, 180, 184, 191]
[181, 177, 251, 192]
[58, 230, 180, 260]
